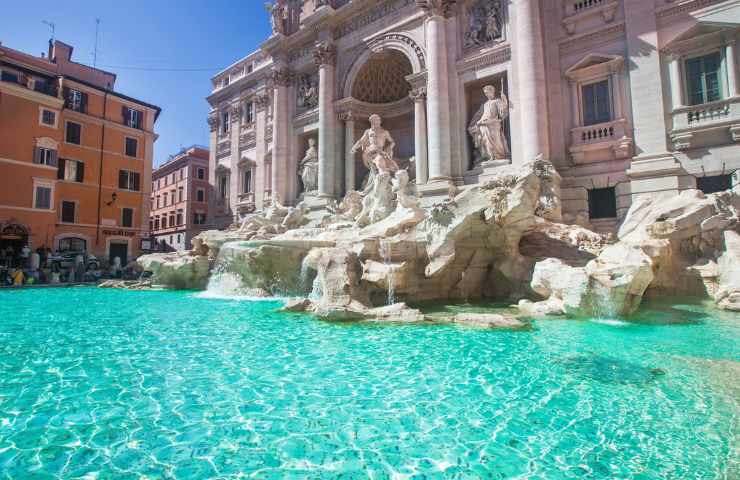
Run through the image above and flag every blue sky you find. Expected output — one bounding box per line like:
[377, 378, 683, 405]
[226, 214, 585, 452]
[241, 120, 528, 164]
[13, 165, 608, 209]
[3, 1, 271, 166]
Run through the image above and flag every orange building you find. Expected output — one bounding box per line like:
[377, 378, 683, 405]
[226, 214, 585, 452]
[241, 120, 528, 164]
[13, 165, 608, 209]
[0, 39, 160, 265]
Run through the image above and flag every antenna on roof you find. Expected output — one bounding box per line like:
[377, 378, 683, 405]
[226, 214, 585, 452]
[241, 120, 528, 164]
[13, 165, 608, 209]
[42, 20, 56, 42]
[93, 18, 101, 68]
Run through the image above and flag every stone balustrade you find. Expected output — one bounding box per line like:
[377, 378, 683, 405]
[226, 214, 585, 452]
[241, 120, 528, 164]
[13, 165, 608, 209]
[570, 118, 632, 164]
[571, 118, 628, 146]
[670, 97, 740, 150]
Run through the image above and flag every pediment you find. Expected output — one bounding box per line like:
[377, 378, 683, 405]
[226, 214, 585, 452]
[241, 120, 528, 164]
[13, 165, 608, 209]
[35, 136, 59, 150]
[565, 54, 623, 81]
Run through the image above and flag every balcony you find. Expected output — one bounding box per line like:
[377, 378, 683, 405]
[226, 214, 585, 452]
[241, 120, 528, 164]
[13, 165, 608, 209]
[569, 118, 632, 164]
[670, 97, 740, 151]
[562, 0, 618, 35]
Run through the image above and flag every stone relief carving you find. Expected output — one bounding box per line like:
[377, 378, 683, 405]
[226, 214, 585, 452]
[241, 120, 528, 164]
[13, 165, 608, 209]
[271, 68, 294, 87]
[464, 0, 503, 49]
[299, 138, 319, 193]
[468, 84, 510, 165]
[266, 1, 289, 35]
[367, 33, 426, 70]
[416, 0, 456, 17]
[297, 74, 319, 110]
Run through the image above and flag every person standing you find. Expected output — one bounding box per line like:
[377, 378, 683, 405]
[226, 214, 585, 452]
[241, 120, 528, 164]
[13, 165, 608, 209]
[20, 244, 31, 269]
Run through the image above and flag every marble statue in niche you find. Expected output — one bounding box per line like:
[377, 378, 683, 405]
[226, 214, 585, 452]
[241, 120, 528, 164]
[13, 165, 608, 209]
[464, 0, 503, 48]
[469, 84, 510, 165]
[297, 74, 319, 110]
[299, 138, 319, 193]
[351, 114, 399, 191]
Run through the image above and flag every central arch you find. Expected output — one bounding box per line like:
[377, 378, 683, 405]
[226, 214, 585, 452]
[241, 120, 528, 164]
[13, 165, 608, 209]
[342, 33, 426, 99]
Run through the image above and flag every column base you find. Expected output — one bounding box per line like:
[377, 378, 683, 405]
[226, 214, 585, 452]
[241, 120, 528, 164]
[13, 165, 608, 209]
[463, 159, 512, 184]
[301, 191, 335, 211]
[417, 178, 455, 207]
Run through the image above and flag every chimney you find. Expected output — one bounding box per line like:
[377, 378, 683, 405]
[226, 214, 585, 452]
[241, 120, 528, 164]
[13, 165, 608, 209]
[49, 40, 73, 64]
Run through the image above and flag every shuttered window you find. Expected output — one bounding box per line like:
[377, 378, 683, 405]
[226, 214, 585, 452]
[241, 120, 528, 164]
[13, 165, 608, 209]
[58, 159, 85, 183]
[125, 137, 138, 157]
[686, 52, 723, 106]
[582, 80, 611, 126]
[34, 186, 52, 210]
[122, 208, 134, 228]
[61, 201, 76, 223]
[34, 147, 58, 166]
[66, 121, 82, 144]
[118, 170, 141, 191]
[63, 88, 88, 113]
[122, 106, 143, 129]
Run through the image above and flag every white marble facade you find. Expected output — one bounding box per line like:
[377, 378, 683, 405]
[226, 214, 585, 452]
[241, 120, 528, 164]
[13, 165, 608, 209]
[207, 0, 740, 232]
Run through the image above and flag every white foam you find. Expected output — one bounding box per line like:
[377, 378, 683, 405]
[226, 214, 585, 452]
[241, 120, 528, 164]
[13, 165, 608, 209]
[590, 318, 630, 327]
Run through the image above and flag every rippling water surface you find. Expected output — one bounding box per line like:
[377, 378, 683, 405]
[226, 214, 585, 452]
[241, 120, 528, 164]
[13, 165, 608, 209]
[0, 287, 737, 479]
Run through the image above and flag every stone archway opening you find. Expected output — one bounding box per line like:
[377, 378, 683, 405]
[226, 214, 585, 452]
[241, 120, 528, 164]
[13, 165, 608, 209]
[346, 50, 417, 189]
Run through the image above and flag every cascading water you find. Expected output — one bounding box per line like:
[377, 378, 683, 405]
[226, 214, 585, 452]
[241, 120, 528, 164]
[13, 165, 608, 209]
[299, 256, 322, 301]
[589, 282, 628, 326]
[379, 240, 395, 306]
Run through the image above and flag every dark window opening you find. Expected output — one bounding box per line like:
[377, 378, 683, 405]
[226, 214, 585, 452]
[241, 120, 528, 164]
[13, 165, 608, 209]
[61, 201, 76, 223]
[588, 187, 617, 219]
[697, 174, 732, 194]
[122, 208, 134, 228]
[66, 122, 81, 145]
[125, 137, 138, 157]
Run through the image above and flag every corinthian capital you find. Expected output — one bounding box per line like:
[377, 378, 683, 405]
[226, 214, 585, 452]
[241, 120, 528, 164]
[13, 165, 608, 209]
[255, 93, 271, 112]
[416, 0, 456, 17]
[313, 41, 337, 67]
[409, 87, 427, 101]
[271, 68, 294, 87]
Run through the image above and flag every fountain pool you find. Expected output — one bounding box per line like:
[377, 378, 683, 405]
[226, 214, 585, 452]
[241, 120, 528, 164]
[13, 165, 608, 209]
[0, 287, 737, 478]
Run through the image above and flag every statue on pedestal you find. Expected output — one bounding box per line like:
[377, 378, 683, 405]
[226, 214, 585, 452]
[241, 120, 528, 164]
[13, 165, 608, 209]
[265, 1, 287, 35]
[299, 138, 319, 193]
[351, 114, 399, 177]
[469, 84, 510, 165]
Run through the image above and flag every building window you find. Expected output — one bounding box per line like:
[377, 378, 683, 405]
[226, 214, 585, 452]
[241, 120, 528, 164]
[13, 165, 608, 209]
[178, 187, 184, 202]
[176, 211, 183, 226]
[59, 237, 86, 252]
[685, 52, 723, 106]
[119, 170, 141, 191]
[196, 189, 205, 202]
[66, 121, 82, 145]
[34, 185, 52, 210]
[40, 109, 57, 127]
[193, 213, 206, 225]
[245, 102, 254, 124]
[1, 70, 19, 83]
[162, 216, 168, 229]
[154, 217, 160, 230]
[221, 112, 230, 134]
[180, 168, 185, 181]
[588, 187, 617, 219]
[156, 195, 161, 209]
[34, 147, 58, 167]
[123, 106, 143, 129]
[697, 174, 732, 194]
[60, 201, 76, 223]
[125, 137, 138, 157]
[64, 88, 87, 113]
[169, 214, 176, 228]
[58, 159, 85, 183]
[582, 80, 611, 126]
[122, 208, 134, 228]
[242, 169, 252, 194]
[197, 168, 205, 180]
[177, 234, 182, 244]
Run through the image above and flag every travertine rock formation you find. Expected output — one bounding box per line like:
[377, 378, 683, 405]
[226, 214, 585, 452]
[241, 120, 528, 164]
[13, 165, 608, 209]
[135, 157, 739, 319]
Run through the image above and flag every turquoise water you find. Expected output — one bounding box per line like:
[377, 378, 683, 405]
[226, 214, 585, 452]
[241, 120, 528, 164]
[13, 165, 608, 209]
[0, 288, 738, 479]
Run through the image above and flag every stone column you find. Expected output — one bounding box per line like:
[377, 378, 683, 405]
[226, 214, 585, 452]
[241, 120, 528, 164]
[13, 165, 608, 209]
[418, 1, 454, 181]
[569, 80, 580, 127]
[512, 0, 549, 162]
[725, 40, 738, 98]
[410, 87, 429, 184]
[611, 65, 624, 119]
[229, 102, 242, 223]
[668, 55, 684, 110]
[206, 112, 219, 226]
[271, 68, 292, 205]
[314, 41, 338, 199]
[254, 93, 269, 210]
[342, 112, 356, 192]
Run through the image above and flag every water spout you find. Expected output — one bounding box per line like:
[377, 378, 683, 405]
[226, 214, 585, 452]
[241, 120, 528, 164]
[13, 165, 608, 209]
[379, 239, 395, 306]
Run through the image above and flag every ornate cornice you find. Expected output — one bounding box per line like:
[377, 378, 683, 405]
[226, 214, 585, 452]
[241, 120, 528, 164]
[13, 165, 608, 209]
[313, 41, 337, 66]
[559, 23, 625, 56]
[657, 0, 727, 19]
[456, 45, 511, 75]
[416, 0, 456, 17]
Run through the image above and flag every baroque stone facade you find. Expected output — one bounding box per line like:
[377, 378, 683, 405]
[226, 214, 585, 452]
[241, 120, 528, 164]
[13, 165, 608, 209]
[207, 0, 740, 233]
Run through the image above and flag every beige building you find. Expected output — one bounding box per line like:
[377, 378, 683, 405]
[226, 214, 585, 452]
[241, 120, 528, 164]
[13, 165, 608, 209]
[150, 146, 210, 251]
[208, 0, 740, 233]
